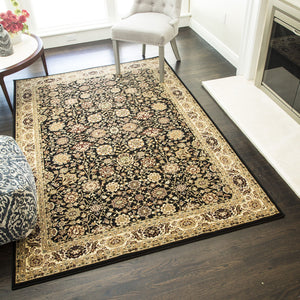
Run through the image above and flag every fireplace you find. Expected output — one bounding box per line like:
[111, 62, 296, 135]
[255, 1, 300, 123]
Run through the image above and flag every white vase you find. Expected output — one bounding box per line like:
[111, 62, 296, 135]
[9, 32, 22, 45]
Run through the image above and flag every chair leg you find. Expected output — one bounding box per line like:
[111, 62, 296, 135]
[112, 40, 121, 75]
[142, 44, 146, 58]
[159, 46, 164, 83]
[170, 38, 181, 61]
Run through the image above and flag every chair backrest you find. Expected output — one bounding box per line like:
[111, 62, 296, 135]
[131, 0, 182, 20]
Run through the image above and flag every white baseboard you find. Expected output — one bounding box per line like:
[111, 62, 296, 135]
[190, 18, 239, 67]
[41, 14, 191, 49]
[179, 13, 192, 27]
[41, 26, 112, 49]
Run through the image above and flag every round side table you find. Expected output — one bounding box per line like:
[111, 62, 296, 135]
[0, 33, 48, 112]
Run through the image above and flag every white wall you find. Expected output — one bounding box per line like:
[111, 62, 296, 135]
[190, 0, 248, 67]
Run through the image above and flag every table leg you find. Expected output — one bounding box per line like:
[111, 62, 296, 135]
[41, 50, 49, 76]
[0, 76, 13, 113]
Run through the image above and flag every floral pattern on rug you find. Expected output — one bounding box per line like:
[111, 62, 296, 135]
[14, 58, 281, 286]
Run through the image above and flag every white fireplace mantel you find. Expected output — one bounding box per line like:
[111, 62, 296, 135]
[237, 0, 300, 80]
[237, 0, 268, 79]
[202, 0, 300, 197]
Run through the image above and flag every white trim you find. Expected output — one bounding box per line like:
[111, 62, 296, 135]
[38, 23, 112, 38]
[237, 0, 269, 80]
[41, 14, 191, 49]
[237, 0, 260, 78]
[179, 13, 192, 27]
[41, 27, 112, 49]
[189, 18, 239, 67]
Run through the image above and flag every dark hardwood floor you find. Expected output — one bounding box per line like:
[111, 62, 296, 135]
[0, 27, 299, 300]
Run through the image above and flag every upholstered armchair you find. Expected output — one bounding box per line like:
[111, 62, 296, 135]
[111, 0, 182, 83]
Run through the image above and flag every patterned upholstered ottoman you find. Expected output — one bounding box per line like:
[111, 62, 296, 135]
[0, 136, 37, 245]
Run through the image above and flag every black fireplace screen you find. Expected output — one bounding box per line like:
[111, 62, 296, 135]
[262, 18, 300, 115]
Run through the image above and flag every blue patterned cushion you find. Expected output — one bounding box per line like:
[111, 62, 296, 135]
[0, 136, 37, 245]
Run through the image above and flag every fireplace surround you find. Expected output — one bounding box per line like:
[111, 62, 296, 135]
[255, 0, 300, 123]
[202, 0, 300, 197]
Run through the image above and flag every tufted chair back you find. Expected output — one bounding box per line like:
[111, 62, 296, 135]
[130, 0, 182, 20]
